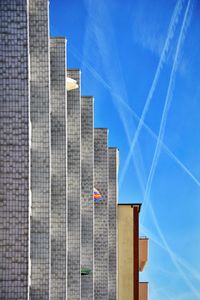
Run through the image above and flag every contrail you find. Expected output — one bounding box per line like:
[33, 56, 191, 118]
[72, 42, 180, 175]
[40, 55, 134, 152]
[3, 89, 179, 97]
[141, 205, 200, 297]
[119, 0, 184, 186]
[143, 0, 193, 211]
[76, 1, 198, 296]
[141, 223, 200, 282]
[126, 108, 200, 187]
[111, 91, 200, 190]
[80, 0, 148, 194]
[148, 202, 200, 298]
[74, 0, 198, 193]
[69, 47, 200, 189]
[141, 204, 200, 297]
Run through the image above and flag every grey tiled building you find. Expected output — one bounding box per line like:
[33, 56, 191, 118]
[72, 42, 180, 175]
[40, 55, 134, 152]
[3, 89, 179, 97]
[67, 69, 81, 300]
[94, 128, 109, 300]
[81, 96, 94, 300]
[108, 148, 119, 300]
[0, 2, 120, 300]
[0, 1, 30, 299]
[50, 37, 67, 300]
[29, 0, 51, 298]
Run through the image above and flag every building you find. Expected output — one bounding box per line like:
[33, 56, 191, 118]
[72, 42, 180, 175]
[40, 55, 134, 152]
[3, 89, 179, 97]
[118, 204, 149, 300]
[50, 37, 67, 299]
[81, 96, 94, 300]
[0, 1, 148, 299]
[94, 128, 109, 300]
[0, 1, 30, 299]
[67, 69, 81, 300]
[108, 148, 119, 299]
[29, 0, 51, 298]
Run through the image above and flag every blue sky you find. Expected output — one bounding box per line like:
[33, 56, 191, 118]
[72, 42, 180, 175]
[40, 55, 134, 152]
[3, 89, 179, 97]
[50, 0, 200, 299]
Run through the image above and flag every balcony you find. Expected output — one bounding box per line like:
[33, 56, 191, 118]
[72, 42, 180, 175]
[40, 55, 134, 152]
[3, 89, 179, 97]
[139, 237, 148, 271]
[139, 282, 148, 300]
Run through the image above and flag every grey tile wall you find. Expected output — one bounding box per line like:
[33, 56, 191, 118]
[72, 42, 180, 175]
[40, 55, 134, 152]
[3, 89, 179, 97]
[50, 37, 67, 300]
[94, 128, 109, 300]
[67, 69, 81, 300]
[81, 97, 94, 300]
[0, 1, 30, 299]
[108, 148, 119, 300]
[0, 3, 119, 300]
[29, 0, 51, 299]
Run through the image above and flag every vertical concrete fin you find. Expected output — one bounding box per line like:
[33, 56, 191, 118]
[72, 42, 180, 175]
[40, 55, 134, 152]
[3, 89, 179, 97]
[50, 37, 67, 300]
[0, 1, 30, 299]
[108, 148, 119, 300]
[67, 69, 81, 300]
[94, 128, 109, 300]
[81, 96, 94, 300]
[29, 0, 51, 298]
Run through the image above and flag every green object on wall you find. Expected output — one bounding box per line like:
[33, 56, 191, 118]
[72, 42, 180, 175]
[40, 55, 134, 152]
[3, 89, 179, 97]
[81, 267, 92, 276]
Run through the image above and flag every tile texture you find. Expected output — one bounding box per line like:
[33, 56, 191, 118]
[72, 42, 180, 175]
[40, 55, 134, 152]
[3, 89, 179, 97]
[81, 96, 94, 300]
[108, 148, 119, 300]
[50, 37, 67, 300]
[0, 1, 30, 299]
[94, 129, 109, 300]
[29, 0, 51, 298]
[67, 69, 81, 300]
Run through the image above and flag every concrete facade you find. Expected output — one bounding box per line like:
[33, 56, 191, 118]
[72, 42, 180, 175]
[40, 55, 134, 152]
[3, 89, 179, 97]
[67, 69, 81, 300]
[50, 37, 67, 300]
[108, 148, 119, 300]
[0, 1, 30, 299]
[29, 0, 51, 298]
[94, 128, 109, 300]
[81, 96, 94, 300]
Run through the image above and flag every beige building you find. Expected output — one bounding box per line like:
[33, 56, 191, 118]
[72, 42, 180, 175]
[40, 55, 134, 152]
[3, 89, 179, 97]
[118, 204, 149, 300]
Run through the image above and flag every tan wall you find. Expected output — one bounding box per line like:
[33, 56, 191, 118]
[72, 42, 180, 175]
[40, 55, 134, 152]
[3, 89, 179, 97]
[139, 238, 148, 272]
[139, 282, 148, 300]
[118, 206, 134, 300]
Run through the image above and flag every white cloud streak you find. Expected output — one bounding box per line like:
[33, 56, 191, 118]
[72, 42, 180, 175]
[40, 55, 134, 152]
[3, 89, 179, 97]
[143, 0, 193, 212]
[71, 1, 198, 296]
[148, 203, 200, 298]
[127, 108, 200, 187]
[119, 0, 184, 187]
[141, 223, 200, 282]
[82, 0, 148, 194]
[69, 44, 200, 189]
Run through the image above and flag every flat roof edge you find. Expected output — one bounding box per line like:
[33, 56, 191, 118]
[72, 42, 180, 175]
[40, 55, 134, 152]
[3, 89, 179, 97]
[67, 68, 81, 72]
[50, 36, 66, 39]
[109, 147, 119, 150]
[81, 96, 94, 99]
[118, 203, 142, 212]
[94, 128, 108, 130]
